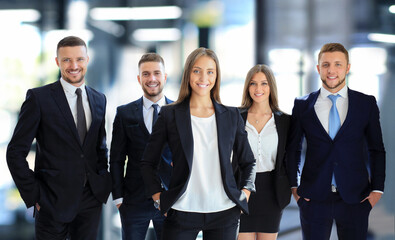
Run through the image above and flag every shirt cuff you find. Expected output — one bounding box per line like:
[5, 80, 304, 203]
[372, 190, 383, 194]
[113, 198, 123, 205]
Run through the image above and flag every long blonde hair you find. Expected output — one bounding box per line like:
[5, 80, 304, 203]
[240, 64, 280, 112]
[175, 47, 221, 104]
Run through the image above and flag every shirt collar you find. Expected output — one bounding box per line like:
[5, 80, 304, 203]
[60, 78, 86, 95]
[320, 85, 348, 99]
[142, 96, 166, 110]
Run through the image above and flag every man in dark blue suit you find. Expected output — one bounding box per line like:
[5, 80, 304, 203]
[110, 53, 172, 240]
[286, 43, 386, 240]
[6, 36, 112, 239]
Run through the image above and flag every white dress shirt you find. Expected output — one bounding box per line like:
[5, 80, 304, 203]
[60, 78, 92, 131]
[142, 96, 166, 133]
[245, 114, 278, 173]
[314, 86, 348, 133]
[172, 114, 236, 213]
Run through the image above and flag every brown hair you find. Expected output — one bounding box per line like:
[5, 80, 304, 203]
[57, 36, 87, 55]
[175, 47, 221, 104]
[318, 43, 349, 64]
[138, 53, 165, 68]
[240, 64, 281, 113]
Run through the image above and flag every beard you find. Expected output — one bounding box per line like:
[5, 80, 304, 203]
[63, 74, 85, 85]
[142, 84, 164, 97]
[321, 76, 346, 90]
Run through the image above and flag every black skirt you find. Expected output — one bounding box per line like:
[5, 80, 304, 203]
[239, 171, 283, 233]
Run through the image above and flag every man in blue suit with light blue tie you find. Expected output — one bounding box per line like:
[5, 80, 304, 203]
[286, 43, 386, 240]
[110, 53, 172, 240]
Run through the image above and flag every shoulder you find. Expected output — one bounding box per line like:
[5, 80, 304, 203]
[86, 85, 105, 99]
[116, 98, 142, 114]
[348, 88, 376, 102]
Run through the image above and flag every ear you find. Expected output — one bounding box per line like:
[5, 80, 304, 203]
[137, 75, 141, 85]
[346, 63, 351, 74]
[316, 64, 320, 74]
[55, 57, 60, 67]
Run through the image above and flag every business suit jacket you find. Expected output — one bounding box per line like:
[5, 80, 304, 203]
[110, 97, 173, 205]
[6, 80, 112, 222]
[286, 88, 386, 204]
[238, 109, 291, 209]
[140, 98, 256, 215]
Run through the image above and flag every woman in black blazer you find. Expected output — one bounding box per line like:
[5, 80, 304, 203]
[237, 65, 291, 240]
[140, 47, 256, 240]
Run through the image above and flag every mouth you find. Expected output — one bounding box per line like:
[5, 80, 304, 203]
[197, 83, 209, 88]
[327, 76, 337, 80]
[146, 83, 159, 88]
[67, 69, 81, 76]
[254, 93, 264, 97]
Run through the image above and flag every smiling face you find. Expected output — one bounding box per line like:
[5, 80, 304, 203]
[55, 46, 89, 87]
[138, 61, 167, 101]
[317, 51, 350, 93]
[248, 72, 270, 104]
[189, 56, 217, 98]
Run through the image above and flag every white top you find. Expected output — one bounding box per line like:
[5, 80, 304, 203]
[60, 78, 92, 131]
[142, 96, 166, 133]
[172, 114, 236, 213]
[245, 114, 278, 173]
[314, 86, 348, 133]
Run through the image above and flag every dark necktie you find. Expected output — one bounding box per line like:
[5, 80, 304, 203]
[328, 94, 341, 187]
[76, 88, 87, 143]
[152, 104, 159, 129]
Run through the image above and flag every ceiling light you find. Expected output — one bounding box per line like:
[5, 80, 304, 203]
[368, 33, 395, 44]
[389, 5, 395, 14]
[0, 9, 40, 23]
[90, 6, 182, 21]
[132, 28, 181, 42]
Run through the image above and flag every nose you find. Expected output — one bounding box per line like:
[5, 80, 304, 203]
[71, 60, 78, 69]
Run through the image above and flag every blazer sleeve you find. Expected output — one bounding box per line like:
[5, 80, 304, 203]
[109, 107, 128, 199]
[366, 96, 386, 191]
[286, 98, 305, 188]
[233, 109, 256, 192]
[96, 95, 109, 174]
[6, 89, 41, 208]
[140, 106, 168, 198]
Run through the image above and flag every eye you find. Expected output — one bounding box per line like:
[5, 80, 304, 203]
[262, 82, 268, 85]
[63, 59, 70, 62]
[193, 69, 200, 74]
[208, 70, 214, 75]
[322, 63, 329, 68]
[249, 82, 256, 86]
[336, 63, 341, 67]
[78, 58, 85, 61]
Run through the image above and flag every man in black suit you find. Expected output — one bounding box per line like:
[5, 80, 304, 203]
[6, 36, 111, 239]
[110, 53, 172, 240]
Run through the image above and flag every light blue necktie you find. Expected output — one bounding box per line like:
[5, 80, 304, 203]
[328, 94, 341, 187]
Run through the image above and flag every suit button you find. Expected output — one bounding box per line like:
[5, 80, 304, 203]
[80, 154, 84, 158]
[334, 162, 338, 166]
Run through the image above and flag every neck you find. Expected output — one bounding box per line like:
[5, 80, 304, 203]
[145, 93, 164, 103]
[249, 101, 272, 114]
[189, 93, 213, 108]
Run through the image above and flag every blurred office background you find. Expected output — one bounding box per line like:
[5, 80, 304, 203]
[0, 0, 394, 239]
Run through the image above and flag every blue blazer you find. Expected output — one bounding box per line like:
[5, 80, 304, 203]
[140, 98, 256, 214]
[110, 97, 173, 205]
[7, 80, 111, 222]
[286, 88, 386, 204]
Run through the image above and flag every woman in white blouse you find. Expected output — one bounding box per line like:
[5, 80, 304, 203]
[237, 65, 292, 240]
[140, 47, 256, 240]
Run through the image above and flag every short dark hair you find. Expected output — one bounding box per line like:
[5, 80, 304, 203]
[57, 36, 87, 55]
[318, 43, 349, 64]
[138, 53, 165, 68]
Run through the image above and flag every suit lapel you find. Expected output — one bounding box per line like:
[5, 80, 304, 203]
[334, 88, 354, 140]
[134, 98, 150, 136]
[274, 112, 287, 170]
[175, 100, 194, 168]
[306, 90, 331, 139]
[213, 101, 229, 166]
[50, 81, 81, 145]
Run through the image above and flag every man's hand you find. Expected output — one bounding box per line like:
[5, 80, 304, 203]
[361, 191, 382, 208]
[116, 203, 122, 209]
[291, 188, 310, 202]
[35, 203, 40, 211]
[242, 189, 251, 202]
